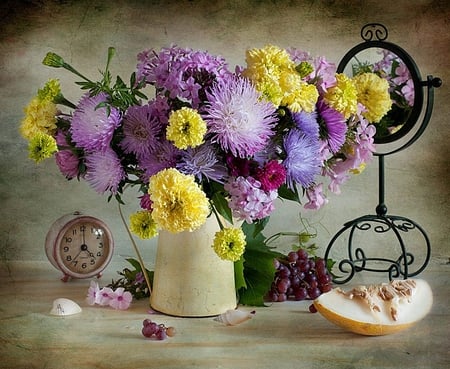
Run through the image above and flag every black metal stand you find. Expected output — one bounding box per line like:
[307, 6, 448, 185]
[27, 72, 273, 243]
[324, 24, 441, 284]
[324, 155, 431, 284]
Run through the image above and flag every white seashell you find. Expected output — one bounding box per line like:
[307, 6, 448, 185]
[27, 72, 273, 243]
[214, 309, 255, 326]
[50, 298, 82, 316]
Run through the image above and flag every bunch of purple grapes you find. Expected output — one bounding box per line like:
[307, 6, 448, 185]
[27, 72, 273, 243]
[267, 248, 333, 302]
[141, 319, 176, 340]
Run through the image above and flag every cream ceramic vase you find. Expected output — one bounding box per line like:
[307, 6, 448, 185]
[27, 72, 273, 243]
[150, 216, 237, 317]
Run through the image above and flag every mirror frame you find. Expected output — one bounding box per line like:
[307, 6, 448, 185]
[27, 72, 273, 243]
[337, 24, 424, 145]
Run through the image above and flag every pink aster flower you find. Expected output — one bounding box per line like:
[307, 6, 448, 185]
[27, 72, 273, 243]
[304, 183, 328, 210]
[84, 148, 125, 194]
[109, 287, 132, 310]
[55, 150, 81, 179]
[204, 77, 277, 158]
[70, 92, 121, 151]
[225, 176, 277, 223]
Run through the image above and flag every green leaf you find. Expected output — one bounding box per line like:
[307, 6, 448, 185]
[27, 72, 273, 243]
[277, 184, 301, 202]
[236, 221, 282, 306]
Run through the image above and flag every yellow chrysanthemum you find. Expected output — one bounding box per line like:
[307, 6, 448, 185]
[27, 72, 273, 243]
[242, 45, 296, 106]
[148, 168, 210, 233]
[28, 132, 58, 163]
[323, 73, 358, 119]
[212, 227, 246, 262]
[281, 80, 319, 113]
[166, 107, 207, 150]
[20, 97, 58, 139]
[243, 45, 318, 112]
[37, 79, 61, 102]
[353, 73, 392, 123]
[129, 210, 158, 239]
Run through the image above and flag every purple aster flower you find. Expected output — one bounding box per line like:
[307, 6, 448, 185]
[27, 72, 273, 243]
[282, 128, 321, 189]
[292, 110, 319, 140]
[204, 77, 277, 158]
[139, 140, 181, 180]
[120, 103, 164, 158]
[84, 148, 125, 194]
[177, 143, 228, 183]
[317, 99, 347, 153]
[70, 92, 121, 151]
[224, 176, 277, 223]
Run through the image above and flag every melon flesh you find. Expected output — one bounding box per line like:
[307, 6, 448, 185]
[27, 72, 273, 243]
[313, 279, 433, 336]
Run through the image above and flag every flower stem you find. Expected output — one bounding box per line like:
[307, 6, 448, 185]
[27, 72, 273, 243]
[117, 201, 152, 295]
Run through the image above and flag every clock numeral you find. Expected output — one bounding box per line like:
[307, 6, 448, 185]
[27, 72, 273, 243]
[66, 255, 72, 261]
[65, 237, 72, 243]
[72, 229, 77, 235]
[82, 263, 87, 269]
[72, 261, 78, 266]
[63, 246, 69, 252]
[90, 259, 95, 265]
[97, 252, 103, 257]
[80, 225, 86, 232]
[98, 242, 104, 248]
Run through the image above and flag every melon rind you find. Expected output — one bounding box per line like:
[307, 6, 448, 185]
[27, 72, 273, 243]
[313, 279, 433, 336]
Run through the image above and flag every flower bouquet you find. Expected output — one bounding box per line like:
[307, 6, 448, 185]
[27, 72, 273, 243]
[20, 44, 391, 305]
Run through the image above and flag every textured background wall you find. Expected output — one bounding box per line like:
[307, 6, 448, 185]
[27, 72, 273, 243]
[1, 0, 449, 273]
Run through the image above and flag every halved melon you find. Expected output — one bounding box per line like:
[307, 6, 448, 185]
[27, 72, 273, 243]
[313, 279, 433, 336]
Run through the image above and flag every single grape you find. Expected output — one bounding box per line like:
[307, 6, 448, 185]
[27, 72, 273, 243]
[287, 251, 299, 262]
[166, 326, 176, 337]
[309, 304, 318, 313]
[293, 287, 307, 301]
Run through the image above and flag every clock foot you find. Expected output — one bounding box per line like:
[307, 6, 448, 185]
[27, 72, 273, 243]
[96, 272, 103, 279]
[61, 274, 71, 282]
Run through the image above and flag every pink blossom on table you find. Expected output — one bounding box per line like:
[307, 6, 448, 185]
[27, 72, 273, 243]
[86, 280, 101, 305]
[109, 287, 133, 310]
[97, 287, 114, 306]
[139, 193, 153, 211]
[304, 183, 328, 210]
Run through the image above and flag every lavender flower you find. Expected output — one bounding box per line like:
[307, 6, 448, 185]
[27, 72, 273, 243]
[70, 92, 121, 151]
[120, 103, 164, 158]
[283, 128, 321, 189]
[177, 143, 228, 183]
[204, 77, 277, 158]
[139, 140, 181, 180]
[292, 110, 319, 140]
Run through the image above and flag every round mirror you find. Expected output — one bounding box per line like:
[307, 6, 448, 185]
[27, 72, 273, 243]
[337, 25, 424, 144]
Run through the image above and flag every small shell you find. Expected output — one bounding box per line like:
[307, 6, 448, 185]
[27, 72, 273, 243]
[50, 298, 82, 316]
[214, 309, 255, 326]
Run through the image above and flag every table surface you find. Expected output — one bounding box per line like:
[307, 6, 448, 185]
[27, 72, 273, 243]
[0, 260, 448, 369]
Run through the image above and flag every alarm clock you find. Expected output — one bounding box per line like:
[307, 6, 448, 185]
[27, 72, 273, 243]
[45, 211, 114, 282]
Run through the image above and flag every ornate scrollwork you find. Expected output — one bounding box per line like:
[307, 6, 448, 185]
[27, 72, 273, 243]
[360, 23, 388, 41]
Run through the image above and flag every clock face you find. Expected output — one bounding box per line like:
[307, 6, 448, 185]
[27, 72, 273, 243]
[55, 218, 113, 277]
